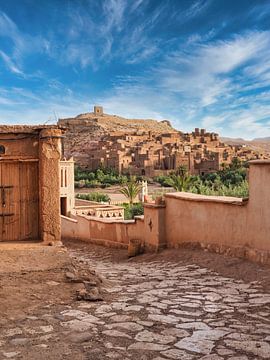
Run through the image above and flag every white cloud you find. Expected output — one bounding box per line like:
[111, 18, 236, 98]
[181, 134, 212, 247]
[0, 11, 47, 75]
[0, 50, 24, 75]
[156, 31, 270, 106]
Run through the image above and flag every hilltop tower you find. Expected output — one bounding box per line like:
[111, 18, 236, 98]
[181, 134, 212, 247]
[94, 105, 103, 116]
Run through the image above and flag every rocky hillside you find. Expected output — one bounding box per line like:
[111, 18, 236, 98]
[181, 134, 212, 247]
[58, 111, 178, 163]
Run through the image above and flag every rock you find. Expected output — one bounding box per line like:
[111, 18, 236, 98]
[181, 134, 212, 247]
[9, 338, 29, 346]
[109, 315, 133, 322]
[161, 328, 189, 338]
[175, 338, 214, 355]
[224, 340, 270, 358]
[148, 314, 179, 324]
[46, 280, 60, 286]
[161, 349, 195, 359]
[177, 322, 211, 331]
[39, 325, 53, 333]
[65, 271, 76, 281]
[136, 320, 154, 327]
[175, 329, 228, 355]
[2, 353, 20, 359]
[61, 319, 97, 332]
[35, 344, 49, 349]
[128, 342, 170, 351]
[102, 330, 132, 339]
[135, 330, 176, 344]
[76, 287, 103, 301]
[105, 322, 144, 332]
[95, 305, 112, 314]
[5, 328, 23, 337]
[199, 355, 224, 360]
[68, 333, 93, 343]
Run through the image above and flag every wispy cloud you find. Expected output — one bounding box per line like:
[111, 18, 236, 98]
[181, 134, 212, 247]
[184, 0, 211, 19]
[0, 50, 23, 74]
[0, 11, 46, 75]
[94, 29, 270, 139]
[156, 31, 270, 105]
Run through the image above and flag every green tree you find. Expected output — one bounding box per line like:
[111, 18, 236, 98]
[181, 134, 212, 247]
[169, 166, 192, 192]
[120, 176, 142, 205]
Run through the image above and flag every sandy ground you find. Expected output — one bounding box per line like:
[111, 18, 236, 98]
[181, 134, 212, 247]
[0, 241, 269, 359]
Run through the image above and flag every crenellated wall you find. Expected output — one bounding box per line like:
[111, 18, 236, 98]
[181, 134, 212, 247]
[61, 160, 270, 265]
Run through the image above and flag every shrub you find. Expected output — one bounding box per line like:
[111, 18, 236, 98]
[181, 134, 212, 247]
[76, 192, 110, 203]
[123, 203, 144, 220]
[74, 167, 129, 187]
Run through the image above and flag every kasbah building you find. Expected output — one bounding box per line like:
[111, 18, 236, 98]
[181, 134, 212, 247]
[59, 106, 268, 177]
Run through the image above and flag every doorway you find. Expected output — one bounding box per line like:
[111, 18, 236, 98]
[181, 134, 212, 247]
[0, 161, 39, 241]
[60, 197, 67, 216]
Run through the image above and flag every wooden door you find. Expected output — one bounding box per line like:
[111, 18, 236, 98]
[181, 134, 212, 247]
[0, 161, 39, 241]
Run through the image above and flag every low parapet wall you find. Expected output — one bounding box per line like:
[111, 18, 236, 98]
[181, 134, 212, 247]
[61, 161, 270, 265]
[61, 214, 144, 249]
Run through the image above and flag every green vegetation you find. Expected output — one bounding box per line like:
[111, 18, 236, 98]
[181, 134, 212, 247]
[76, 192, 110, 203]
[155, 159, 249, 198]
[74, 167, 128, 188]
[122, 203, 144, 220]
[119, 176, 142, 205]
[166, 165, 192, 192]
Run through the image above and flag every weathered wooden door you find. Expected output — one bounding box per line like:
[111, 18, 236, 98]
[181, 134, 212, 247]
[0, 161, 39, 241]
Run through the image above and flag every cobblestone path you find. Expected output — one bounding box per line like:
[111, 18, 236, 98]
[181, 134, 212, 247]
[1, 245, 270, 359]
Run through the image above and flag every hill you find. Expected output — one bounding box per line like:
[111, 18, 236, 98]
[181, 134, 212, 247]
[58, 108, 178, 166]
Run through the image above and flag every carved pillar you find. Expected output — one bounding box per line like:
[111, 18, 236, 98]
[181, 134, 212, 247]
[39, 128, 63, 244]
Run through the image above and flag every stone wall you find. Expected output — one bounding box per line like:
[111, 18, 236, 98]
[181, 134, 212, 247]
[61, 160, 270, 265]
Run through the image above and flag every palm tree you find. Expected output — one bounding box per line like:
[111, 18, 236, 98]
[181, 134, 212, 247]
[120, 176, 142, 205]
[169, 166, 192, 192]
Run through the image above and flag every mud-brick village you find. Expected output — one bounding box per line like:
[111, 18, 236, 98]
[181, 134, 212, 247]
[1, 1, 270, 360]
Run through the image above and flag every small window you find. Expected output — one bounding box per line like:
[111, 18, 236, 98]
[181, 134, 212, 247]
[0, 145, 5, 155]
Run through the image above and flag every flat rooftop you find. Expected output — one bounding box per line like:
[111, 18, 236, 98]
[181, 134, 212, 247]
[0, 125, 64, 134]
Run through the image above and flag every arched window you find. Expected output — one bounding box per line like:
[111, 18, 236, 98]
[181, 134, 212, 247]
[0, 145, 5, 155]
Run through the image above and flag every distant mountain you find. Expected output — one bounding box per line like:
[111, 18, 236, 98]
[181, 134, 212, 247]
[252, 137, 270, 142]
[221, 137, 270, 153]
[221, 137, 247, 145]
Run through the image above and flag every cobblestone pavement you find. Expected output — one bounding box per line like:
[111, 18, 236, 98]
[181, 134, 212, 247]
[1, 245, 270, 359]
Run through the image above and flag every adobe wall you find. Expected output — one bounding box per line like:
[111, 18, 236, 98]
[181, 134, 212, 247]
[61, 214, 145, 249]
[165, 194, 248, 248]
[0, 133, 39, 158]
[164, 161, 270, 264]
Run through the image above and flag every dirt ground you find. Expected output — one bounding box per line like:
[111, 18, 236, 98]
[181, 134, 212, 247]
[0, 241, 270, 359]
[0, 244, 76, 320]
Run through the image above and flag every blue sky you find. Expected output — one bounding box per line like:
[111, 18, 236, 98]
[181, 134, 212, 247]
[0, 0, 270, 139]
